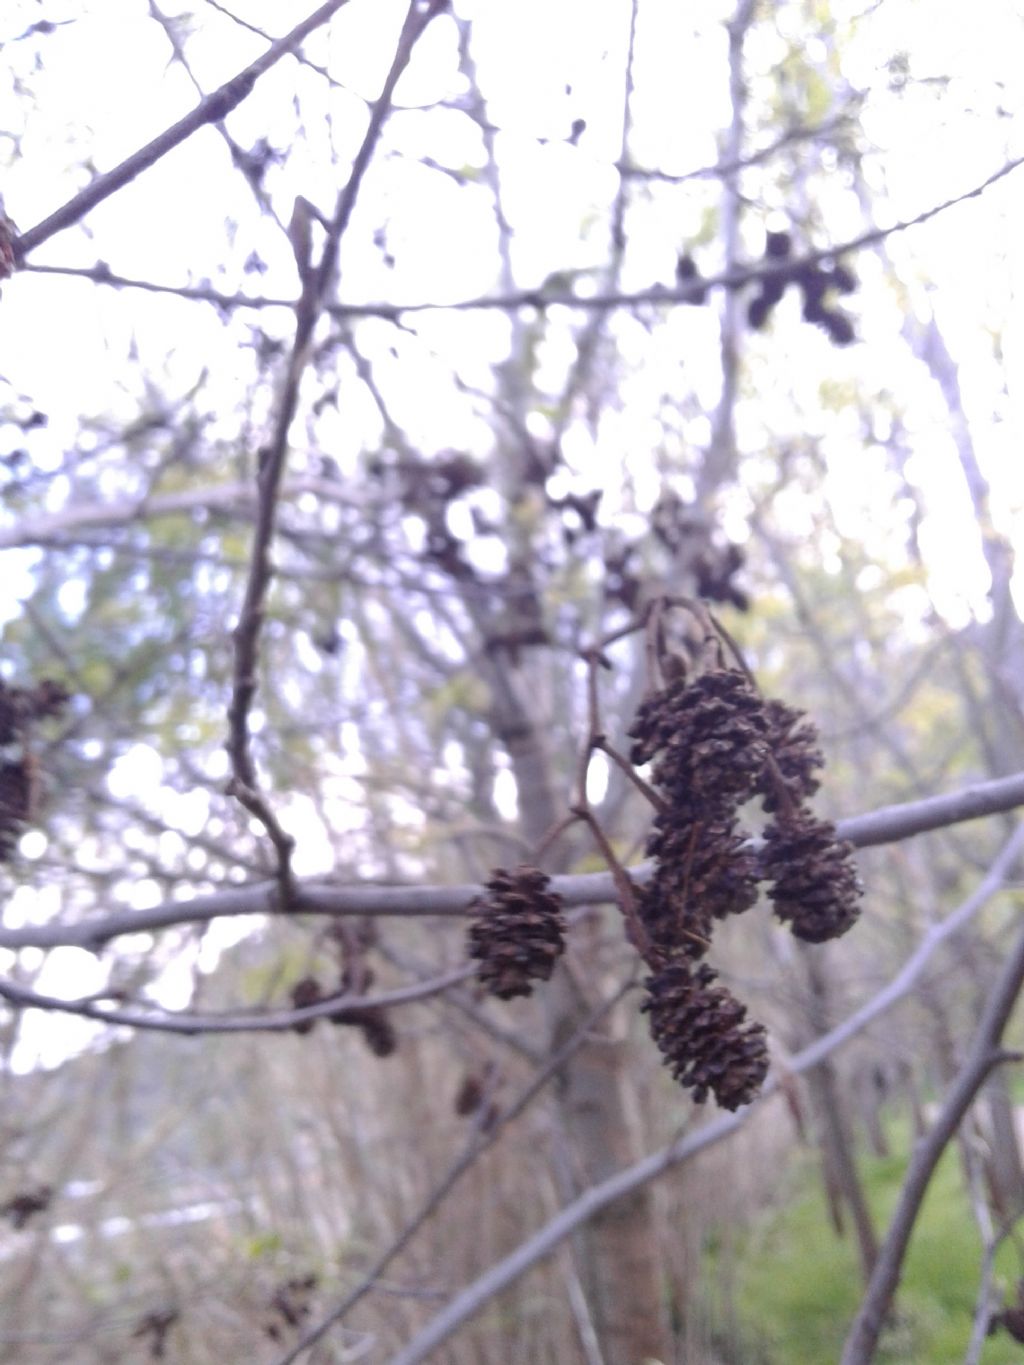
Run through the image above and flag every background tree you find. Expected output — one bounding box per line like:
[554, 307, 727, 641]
[2, 1, 1024, 1362]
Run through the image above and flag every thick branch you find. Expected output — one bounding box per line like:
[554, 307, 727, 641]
[4, 771, 1022, 953]
[837, 770, 1024, 847]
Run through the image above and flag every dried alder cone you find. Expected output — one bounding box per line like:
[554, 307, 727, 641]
[628, 663, 861, 1108]
[468, 865, 567, 1000]
[630, 669, 771, 814]
[288, 975, 397, 1056]
[760, 811, 860, 943]
[643, 959, 768, 1111]
[641, 809, 759, 959]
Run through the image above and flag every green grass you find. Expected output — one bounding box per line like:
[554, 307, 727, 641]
[707, 1126, 1024, 1363]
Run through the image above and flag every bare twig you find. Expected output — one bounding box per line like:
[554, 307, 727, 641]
[225, 0, 444, 897]
[0, 476, 357, 550]
[21, 153, 1024, 320]
[15, 0, 354, 258]
[963, 1212, 1024, 1365]
[202, 0, 364, 97]
[616, 109, 859, 185]
[0, 964, 475, 1035]
[147, 0, 277, 220]
[20, 261, 295, 308]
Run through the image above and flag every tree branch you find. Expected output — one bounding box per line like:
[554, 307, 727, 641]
[0, 964, 475, 1035]
[15, 0, 354, 258]
[0, 475, 363, 550]
[224, 0, 442, 893]
[20, 152, 1024, 321]
[4, 771, 1023, 953]
[840, 932, 1024, 1360]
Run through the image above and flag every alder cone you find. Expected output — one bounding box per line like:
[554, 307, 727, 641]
[990, 1307, 1024, 1344]
[628, 669, 772, 815]
[468, 865, 566, 1000]
[760, 811, 861, 942]
[642, 958, 769, 1110]
[289, 976, 322, 1034]
[640, 810, 760, 958]
[453, 1073, 484, 1117]
[758, 697, 824, 811]
[346, 1006, 398, 1057]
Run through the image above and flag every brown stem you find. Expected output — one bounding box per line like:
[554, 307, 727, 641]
[573, 806, 651, 960]
[595, 736, 669, 814]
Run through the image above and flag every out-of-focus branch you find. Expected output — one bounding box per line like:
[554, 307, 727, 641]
[617, 109, 858, 184]
[3, 771, 1022, 953]
[0, 965, 474, 1035]
[963, 1212, 1024, 1365]
[19, 262, 295, 308]
[840, 935, 1024, 1360]
[0, 476, 362, 551]
[386, 826, 1024, 1365]
[15, 0, 354, 258]
[203, 0, 364, 96]
[147, 0, 276, 220]
[838, 770, 1024, 849]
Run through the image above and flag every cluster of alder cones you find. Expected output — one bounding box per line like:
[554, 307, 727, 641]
[467, 664, 861, 1111]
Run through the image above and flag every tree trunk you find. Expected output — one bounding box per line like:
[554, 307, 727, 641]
[549, 965, 672, 1363]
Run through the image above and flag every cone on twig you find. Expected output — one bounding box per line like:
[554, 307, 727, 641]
[758, 698, 824, 811]
[642, 958, 769, 1111]
[640, 810, 760, 957]
[629, 669, 771, 814]
[332, 1005, 398, 1057]
[289, 976, 322, 1034]
[760, 811, 861, 942]
[467, 865, 566, 1000]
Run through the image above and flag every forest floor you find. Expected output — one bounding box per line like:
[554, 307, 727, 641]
[704, 1116, 1024, 1364]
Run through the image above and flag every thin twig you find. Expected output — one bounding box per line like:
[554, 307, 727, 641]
[616, 109, 859, 185]
[594, 735, 668, 814]
[572, 806, 650, 959]
[21, 153, 1024, 319]
[963, 1212, 1024, 1365]
[15, 0, 354, 258]
[0, 965, 476, 1036]
[224, 1, 443, 899]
